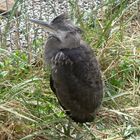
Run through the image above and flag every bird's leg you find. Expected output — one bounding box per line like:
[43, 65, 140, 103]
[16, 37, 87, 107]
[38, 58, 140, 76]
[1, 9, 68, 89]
[65, 118, 72, 136]
[62, 118, 73, 137]
[83, 123, 96, 138]
[74, 123, 84, 140]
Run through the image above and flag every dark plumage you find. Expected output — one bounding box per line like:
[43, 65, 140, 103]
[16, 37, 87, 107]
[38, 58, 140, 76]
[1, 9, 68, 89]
[30, 14, 103, 123]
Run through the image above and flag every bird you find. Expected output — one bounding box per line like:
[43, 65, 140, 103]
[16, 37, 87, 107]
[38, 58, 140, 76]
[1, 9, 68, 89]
[30, 14, 103, 123]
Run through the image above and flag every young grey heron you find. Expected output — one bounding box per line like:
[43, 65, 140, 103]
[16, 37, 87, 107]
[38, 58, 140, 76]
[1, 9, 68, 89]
[30, 14, 103, 123]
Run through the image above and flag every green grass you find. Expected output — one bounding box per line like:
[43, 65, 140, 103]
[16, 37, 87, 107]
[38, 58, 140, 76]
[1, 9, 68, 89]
[0, 0, 140, 139]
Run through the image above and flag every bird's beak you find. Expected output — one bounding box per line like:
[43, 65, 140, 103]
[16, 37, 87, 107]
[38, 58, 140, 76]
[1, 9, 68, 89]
[29, 18, 57, 34]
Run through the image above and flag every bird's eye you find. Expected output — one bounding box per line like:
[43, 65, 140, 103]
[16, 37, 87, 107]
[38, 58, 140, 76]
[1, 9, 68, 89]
[65, 31, 75, 38]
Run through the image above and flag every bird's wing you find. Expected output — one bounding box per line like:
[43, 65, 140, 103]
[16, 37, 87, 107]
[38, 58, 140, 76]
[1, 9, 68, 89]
[60, 45, 102, 88]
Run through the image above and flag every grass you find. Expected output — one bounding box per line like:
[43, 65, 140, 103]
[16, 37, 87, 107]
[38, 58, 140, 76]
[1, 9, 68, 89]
[0, 0, 140, 139]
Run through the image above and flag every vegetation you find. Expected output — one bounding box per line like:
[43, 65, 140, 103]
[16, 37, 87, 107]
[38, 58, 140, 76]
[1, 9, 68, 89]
[0, 0, 140, 139]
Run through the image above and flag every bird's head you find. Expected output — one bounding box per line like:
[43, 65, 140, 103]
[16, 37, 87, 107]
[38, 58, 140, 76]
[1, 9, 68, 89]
[30, 14, 82, 49]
